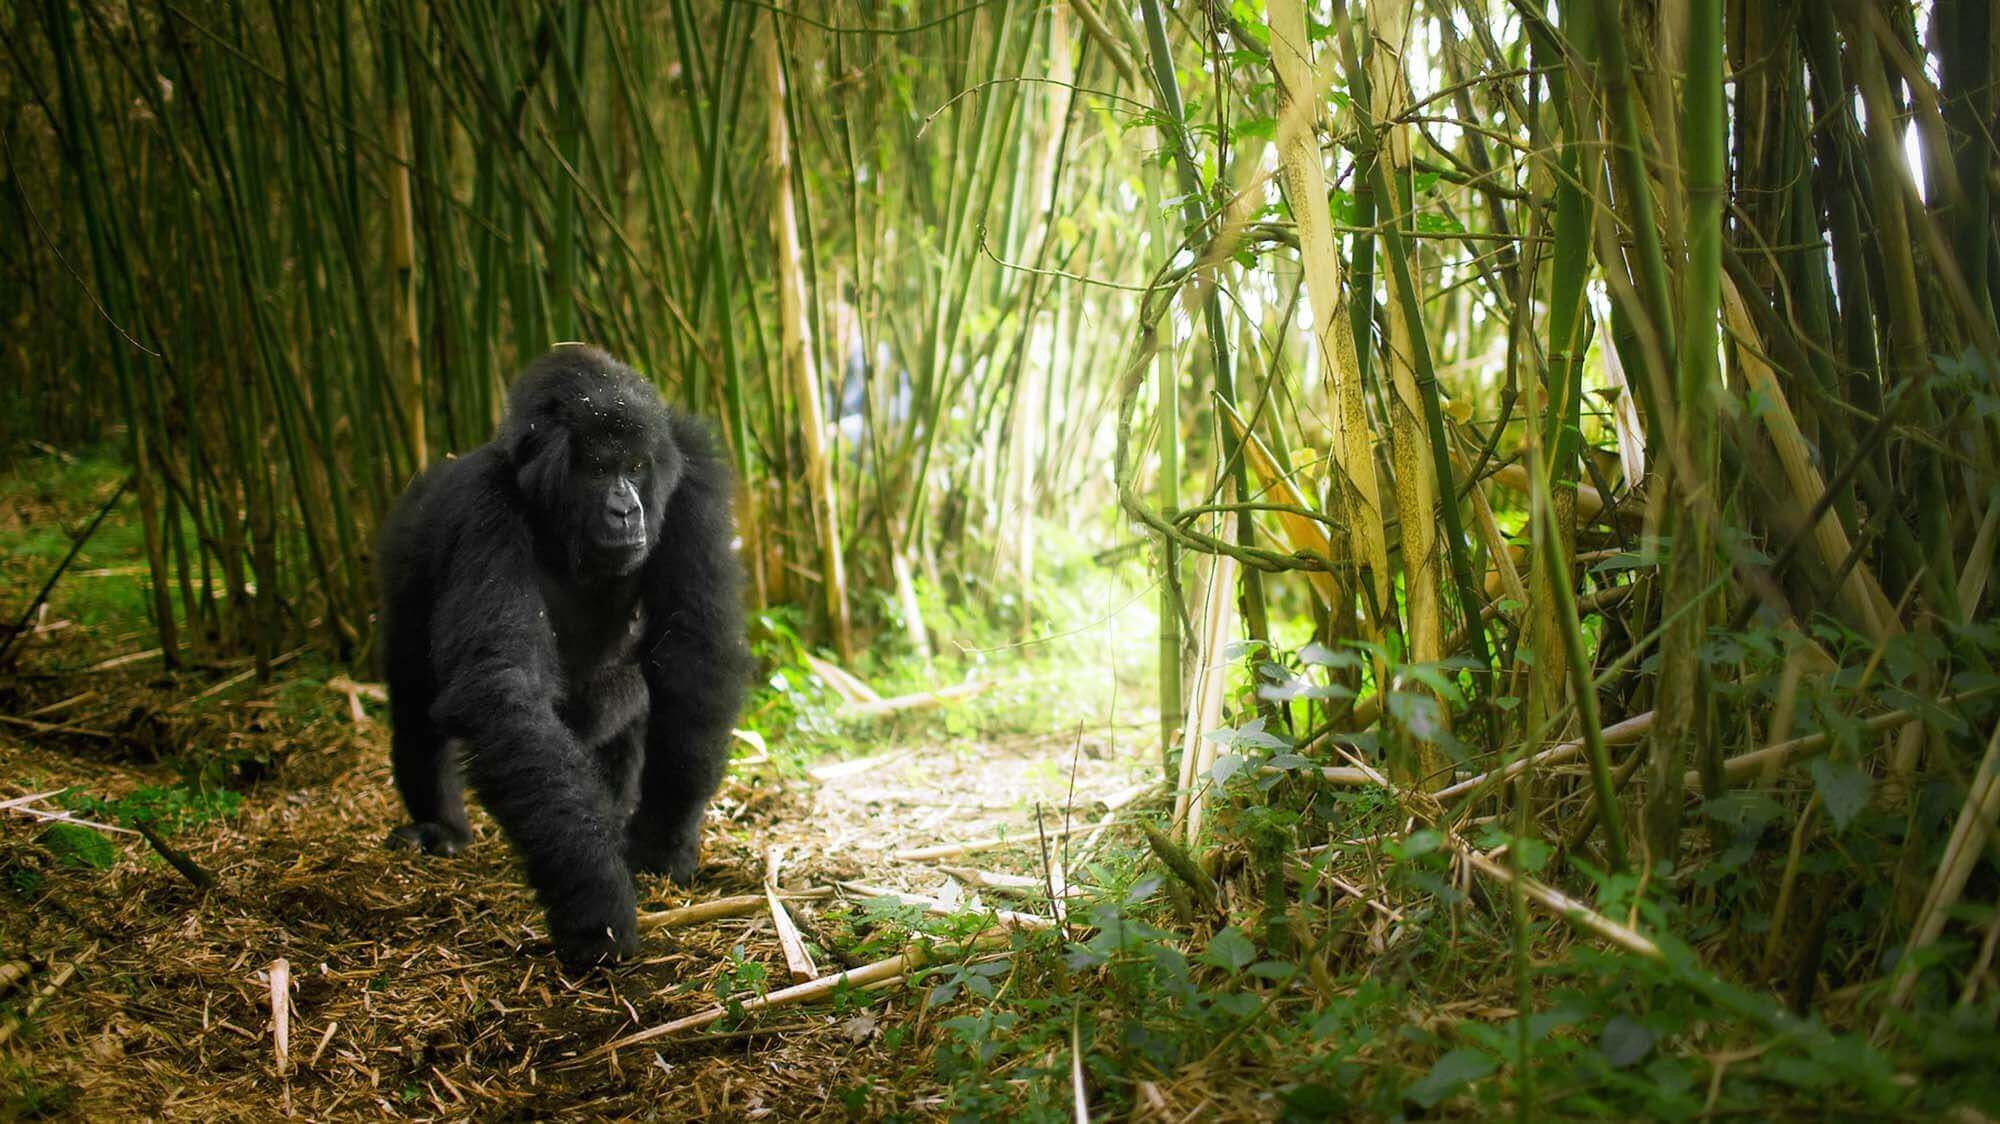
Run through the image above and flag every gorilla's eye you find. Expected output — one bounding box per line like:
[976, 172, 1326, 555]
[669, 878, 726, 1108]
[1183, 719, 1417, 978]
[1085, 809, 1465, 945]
[630, 460, 646, 476]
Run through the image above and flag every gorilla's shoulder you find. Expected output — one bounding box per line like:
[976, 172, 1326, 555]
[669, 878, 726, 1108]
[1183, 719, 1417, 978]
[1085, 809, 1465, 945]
[665, 411, 728, 475]
[382, 447, 516, 543]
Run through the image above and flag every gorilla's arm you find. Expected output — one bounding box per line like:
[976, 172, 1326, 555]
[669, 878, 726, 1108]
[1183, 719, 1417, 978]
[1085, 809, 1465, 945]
[427, 486, 639, 962]
[628, 417, 750, 881]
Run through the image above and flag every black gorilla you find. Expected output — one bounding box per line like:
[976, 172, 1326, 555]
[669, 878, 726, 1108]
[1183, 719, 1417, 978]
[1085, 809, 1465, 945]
[377, 346, 747, 967]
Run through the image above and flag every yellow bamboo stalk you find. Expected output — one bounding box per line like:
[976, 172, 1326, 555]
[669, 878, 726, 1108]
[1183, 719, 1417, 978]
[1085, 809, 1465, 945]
[1878, 720, 2000, 1026]
[760, 13, 852, 660]
[1216, 399, 1337, 606]
[387, 77, 425, 467]
[1720, 276, 1896, 641]
[1174, 552, 1239, 847]
[1364, 2, 1445, 705]
[1266, 0, 1390, 627]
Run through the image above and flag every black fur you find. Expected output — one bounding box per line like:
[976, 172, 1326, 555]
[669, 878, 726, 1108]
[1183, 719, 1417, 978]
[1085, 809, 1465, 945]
[377, 346, 748, 968]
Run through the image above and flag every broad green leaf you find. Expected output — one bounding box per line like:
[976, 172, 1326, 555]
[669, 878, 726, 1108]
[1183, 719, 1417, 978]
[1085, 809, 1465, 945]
[1809, 756, 1872, 830]
[1404, 1047, 1496, 1108]
[1599, 1015, 1654, 1068]
[1201, 926, 1258, 974]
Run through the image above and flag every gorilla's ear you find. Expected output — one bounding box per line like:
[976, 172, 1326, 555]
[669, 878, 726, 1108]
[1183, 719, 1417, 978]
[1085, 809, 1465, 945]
[512, 419, 572, 515]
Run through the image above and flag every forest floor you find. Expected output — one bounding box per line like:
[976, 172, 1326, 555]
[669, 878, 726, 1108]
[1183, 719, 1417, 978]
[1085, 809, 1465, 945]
[1, 674, 1153, 1120]
[1, 450, 1162, 1120]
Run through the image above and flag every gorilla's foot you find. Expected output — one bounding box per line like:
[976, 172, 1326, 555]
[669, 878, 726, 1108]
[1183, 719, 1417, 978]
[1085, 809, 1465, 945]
[627, 833, 701, 885]
[386, 820, 472, 856]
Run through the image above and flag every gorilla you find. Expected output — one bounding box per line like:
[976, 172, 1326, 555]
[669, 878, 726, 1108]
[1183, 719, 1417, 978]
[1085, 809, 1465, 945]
[376, 346, 748, 967]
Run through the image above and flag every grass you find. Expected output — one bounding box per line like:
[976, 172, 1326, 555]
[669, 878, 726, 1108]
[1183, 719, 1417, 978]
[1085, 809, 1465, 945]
[7, 448, 1998, 1118]
[0, 449, 152, 639]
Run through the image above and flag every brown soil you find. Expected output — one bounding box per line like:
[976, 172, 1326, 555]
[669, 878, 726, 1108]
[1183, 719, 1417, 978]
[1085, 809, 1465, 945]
[0, 666, 1153, 1120]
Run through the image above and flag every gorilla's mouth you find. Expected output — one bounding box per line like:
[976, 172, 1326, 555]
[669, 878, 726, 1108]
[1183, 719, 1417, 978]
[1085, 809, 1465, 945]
[592, 528, 648, 548]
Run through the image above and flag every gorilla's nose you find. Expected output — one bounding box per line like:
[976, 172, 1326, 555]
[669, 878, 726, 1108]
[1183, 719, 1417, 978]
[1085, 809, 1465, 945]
[604, 479, 643, 533]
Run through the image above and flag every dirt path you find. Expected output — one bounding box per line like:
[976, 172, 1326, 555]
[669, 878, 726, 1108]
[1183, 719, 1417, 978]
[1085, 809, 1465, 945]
[1, 697, 1154, 1119]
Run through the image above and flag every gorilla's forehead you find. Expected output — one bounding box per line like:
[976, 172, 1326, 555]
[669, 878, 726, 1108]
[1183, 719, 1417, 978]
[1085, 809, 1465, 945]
[503, 347, 674, 458]
[545, 373, 669, 442]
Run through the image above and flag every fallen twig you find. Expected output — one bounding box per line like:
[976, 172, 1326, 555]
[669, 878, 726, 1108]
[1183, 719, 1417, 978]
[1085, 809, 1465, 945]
[836, 880, 1053, 930]
[837, 681, 988, 721]
[23, 691, 97, 718]
[765, 848, 818, 983]
[85, 647, 162, 672]
[325, 676, 385, 725]
[1684, 690, 1996, 792]
[0, 475, 130, 667]
[1435, 711, 1656, 800]
[636, 889, 832, 933]
[1451, 843, 1661, 959]
[0, 712, 118, 741]
[168, 646, 306, 711]
[2, 795, 138, 836]
[893, 819, 1088, 863]
[136, 821, 216, 888]
[0, 942, 98, 1048]
[579, 946, 930, 1059]
[269, 958, 292, 1077]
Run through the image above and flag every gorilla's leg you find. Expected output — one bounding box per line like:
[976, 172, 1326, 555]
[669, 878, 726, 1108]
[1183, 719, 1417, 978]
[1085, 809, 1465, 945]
[386, 680, 472, 855]
[628, 643, 735, 884]
[442, 668, 638, 967]
[594, 720, 646, 821]
[569, 663, 648, 819]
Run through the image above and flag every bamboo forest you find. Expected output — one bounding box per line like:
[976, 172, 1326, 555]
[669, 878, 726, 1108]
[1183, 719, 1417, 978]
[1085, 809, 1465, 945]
[4, 0, 2000, 1118]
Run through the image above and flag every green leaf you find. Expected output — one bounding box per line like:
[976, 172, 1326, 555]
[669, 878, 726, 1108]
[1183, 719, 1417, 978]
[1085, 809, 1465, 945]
[1399, 829, 1444, 859]
[1211, 754, 1247, 785]
[1201, 926, 1258, 974]
[1298, 641, 1362, 669]
[1231, 116, 1276, 143]
[1809, 756, 1872, 830]
[39, 823, 115, 870]
[1599, 1015, 1654, 1068]
[1404, 1047, 1496, 1108]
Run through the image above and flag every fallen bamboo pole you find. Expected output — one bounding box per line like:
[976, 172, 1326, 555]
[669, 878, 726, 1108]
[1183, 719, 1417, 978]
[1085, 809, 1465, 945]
[1436, 711, 1657, 800]
[579, 927, 1012, 1062]
[597, 947, 922, 1052]
[838, 681, 989, 721]
[0, 943, 96, 1048]
[892, 821, 1087, 863]
[1684, 689, 1996, 793]
[637, 889, 832, 933]
[837, 880, 1053, 930]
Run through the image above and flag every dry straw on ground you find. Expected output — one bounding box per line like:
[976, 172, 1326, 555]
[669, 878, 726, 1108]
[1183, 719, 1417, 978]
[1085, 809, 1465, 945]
[0, 664, 1153, 1119]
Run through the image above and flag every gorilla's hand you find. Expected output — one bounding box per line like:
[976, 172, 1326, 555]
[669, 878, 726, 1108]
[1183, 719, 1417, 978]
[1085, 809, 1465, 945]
[549, 886, 641, 970]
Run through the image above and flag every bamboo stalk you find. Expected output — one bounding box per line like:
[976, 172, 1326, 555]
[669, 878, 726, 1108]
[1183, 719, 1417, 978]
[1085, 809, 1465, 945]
[1173, 552, 1238, 846]
[760, 9, 852, 661]
[1265, 0, 1390, 632]
[1363, 0, 1449, 738]
[1878, 719, 2000, 1026]
[582, 945, 935, 1058]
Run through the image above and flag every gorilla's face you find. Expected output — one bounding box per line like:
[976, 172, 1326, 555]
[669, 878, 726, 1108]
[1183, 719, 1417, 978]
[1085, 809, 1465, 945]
[577, 442, 662, 576]
[502, 350, 683, 581]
